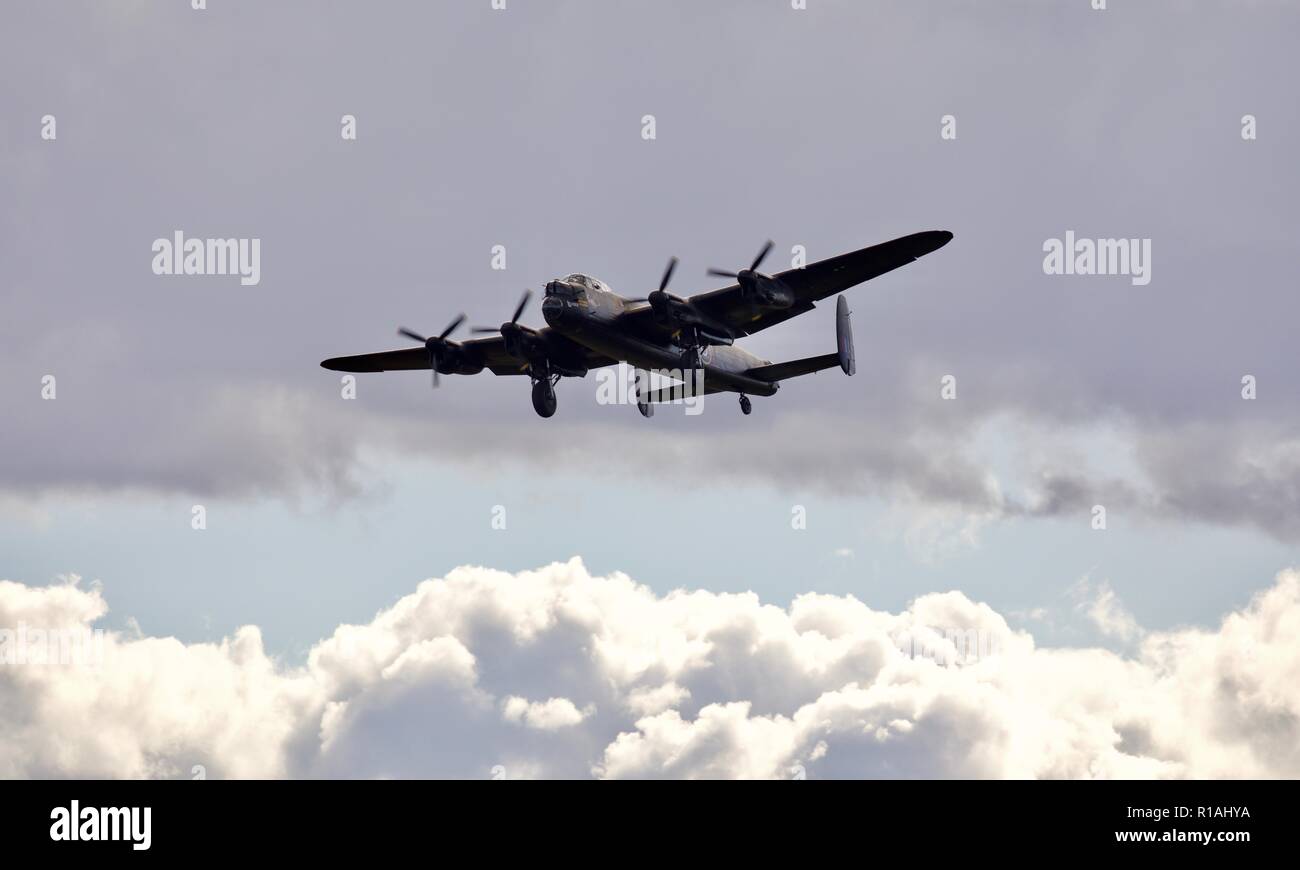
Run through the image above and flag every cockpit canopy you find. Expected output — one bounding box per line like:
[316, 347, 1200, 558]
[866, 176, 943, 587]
[563, 273, 604, 291]
[547, 273, 605, 299]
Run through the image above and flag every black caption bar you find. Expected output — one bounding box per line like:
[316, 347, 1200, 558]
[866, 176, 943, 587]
[2, 780, 1292, 858]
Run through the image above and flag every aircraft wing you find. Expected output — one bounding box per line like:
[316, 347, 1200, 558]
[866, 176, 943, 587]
[321, 335, 518, 374]
[685, 230, 953, 338]
[321, 332, 615, 376]
[322, 346, 433, 372]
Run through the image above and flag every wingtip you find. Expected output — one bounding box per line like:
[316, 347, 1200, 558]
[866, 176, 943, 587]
[911, 229, 953, 256]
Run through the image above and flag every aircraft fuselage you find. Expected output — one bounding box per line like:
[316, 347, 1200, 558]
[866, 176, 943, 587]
[540, 276, 779, 397]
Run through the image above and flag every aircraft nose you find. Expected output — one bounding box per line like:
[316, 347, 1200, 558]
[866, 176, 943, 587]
[542, 294, 573, 325]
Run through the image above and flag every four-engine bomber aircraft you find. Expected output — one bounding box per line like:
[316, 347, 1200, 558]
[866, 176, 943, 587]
[321, 230, 953, 417]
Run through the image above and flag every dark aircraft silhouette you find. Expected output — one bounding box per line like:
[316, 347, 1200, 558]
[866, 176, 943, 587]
[321, 230, 953, 417]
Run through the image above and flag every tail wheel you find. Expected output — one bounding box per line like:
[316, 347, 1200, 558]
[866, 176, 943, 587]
[739, 395, 752, 415]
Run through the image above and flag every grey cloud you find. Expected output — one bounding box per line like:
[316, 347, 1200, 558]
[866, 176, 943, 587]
[1136, 422, 1300, 541]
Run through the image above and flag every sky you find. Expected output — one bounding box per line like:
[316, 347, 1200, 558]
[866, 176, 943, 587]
[1, 1, 1298, 778]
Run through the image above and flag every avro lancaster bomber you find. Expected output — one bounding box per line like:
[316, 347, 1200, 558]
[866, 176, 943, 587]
[321, 230, 953, 417]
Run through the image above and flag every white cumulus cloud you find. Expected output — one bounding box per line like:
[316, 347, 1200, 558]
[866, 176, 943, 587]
[1, 560, 1298, 779]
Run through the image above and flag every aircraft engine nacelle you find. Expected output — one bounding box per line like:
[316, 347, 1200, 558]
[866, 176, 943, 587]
[550, 362, 588, 378]
[424, 342, 484, 377]
[501, 322, 548, 362]
[648, 291, 734, 346]
[739, 272, 794, 310]
[501, 322, 586, 378]
[441, 348, 485, 376]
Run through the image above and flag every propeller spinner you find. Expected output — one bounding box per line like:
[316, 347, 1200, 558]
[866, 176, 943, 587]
[397, 312, 465, 388]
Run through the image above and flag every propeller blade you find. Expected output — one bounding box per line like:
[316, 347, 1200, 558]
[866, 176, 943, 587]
[511, 289, 532, 324]
[623, 297, 649, 304]
[470, 326, 501, 334]
[398, 328, 427, 343]
[707, 268, 740, 279]
[751, 239, 774, 271]
[659, 257, 678, 292]
[439, 313, 466, 340]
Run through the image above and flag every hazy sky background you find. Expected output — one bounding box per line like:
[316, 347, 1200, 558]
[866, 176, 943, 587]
[3, 0, 1298, 663]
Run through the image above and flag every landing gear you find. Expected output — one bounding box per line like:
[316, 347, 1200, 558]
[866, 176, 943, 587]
[739, 395, 752, 415]
[679, 327, 704, 372]
[531, 372, 558, 418]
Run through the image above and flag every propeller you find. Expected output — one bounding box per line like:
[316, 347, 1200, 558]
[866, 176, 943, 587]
[625, 256, 678, 305]
[397, 312, 465, 388]
[472, 289, 532, 334]
[707, 239, 774, 280]
[656, 256, 677, 294]
[628, 255, 732, 345]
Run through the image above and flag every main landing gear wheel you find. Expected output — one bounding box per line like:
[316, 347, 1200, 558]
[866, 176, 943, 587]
[531, 377, 557, 418]
[739, 395, 752, 415]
